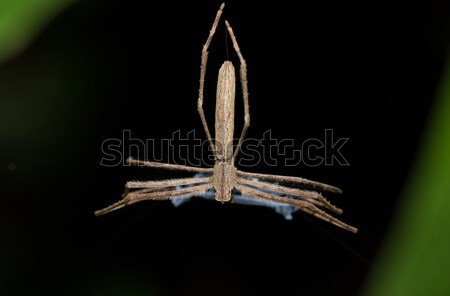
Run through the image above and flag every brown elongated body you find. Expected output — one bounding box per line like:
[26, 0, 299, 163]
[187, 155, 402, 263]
[215, 61, 236, 162]
[214, 61, 237, 202]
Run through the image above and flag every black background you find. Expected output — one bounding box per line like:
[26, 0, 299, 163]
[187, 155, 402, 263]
[1, 0, 449, 295]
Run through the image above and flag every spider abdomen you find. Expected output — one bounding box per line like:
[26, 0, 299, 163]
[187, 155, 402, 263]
[215, 61, 236, 162]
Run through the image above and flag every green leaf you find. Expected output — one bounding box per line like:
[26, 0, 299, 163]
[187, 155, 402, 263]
[0, 0, 75, 64]
[364, 54, 450, 296]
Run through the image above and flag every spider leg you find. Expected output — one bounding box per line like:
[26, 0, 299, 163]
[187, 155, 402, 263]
[197, 3, 225, 158]
[95, 182, 213, 217]
[235, 184, 357, 233]
[236, 169, 343, 194]
[225, 20, 250, 161]
[127, 187, 176, 195]
[237, 177, 342, 214]
[121, 176, 211, 203]
[127, 157, 213, 173]
[126, 177, 211, 189]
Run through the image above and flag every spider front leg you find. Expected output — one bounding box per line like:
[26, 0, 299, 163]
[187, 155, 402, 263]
[95, 178, 213, 216]
[235, 184, 358, 233]
[126, 176, 211, 189]
[237, 177, 343, 214]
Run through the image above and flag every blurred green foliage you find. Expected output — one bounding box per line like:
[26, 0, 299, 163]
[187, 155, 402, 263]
[0, 0, 74, 64]
[364, 55, 450, 295]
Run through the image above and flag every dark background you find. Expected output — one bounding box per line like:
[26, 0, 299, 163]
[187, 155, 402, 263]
[1, 0, 449, 295]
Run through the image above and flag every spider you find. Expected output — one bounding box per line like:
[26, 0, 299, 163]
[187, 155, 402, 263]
[95, 3, 358, 233]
